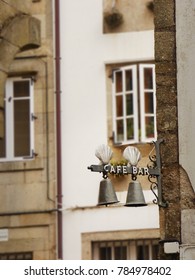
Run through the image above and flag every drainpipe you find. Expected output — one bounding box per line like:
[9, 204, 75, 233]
[54, 0, 63, 259]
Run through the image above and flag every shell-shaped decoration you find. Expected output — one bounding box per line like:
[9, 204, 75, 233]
[123, 146, 141, 166]
[95, 144, 113, 164]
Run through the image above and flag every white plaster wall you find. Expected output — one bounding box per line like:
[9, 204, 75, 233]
[63, 198, 159, 260]
[176, 0, 195, 191]
[60, 0, 158, 259]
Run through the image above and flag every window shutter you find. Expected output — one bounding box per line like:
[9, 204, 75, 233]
[112, 65, 139, 144]
[139, 64, 157, 142]
[0, 77, 35, 161]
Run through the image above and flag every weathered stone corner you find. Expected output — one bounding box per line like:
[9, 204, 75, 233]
[1, 14, 41, 52]
[0, 14, 41, 138]
[180, 165, 195, 210]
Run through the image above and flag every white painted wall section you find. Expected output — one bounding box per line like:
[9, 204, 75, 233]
[60, 0, 158, 259]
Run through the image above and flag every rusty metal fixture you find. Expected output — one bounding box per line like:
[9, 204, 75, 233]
[104, 9, 123, 29]
[147, 1, 154, 12]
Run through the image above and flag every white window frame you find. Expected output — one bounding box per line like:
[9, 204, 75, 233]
[112, 64, 156, 145]
[139, 64, 157, 142]
[92, 239, 159, 260]
[112, 65, 139, 144]
[0, 77, 35, 162]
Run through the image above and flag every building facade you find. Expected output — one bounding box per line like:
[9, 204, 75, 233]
[0, 0, 59, 260]
[3, 0, 195, 261]
[60, 0, 160, 260]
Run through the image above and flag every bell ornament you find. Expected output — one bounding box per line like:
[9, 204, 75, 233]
[125, 181, 147, 207]
[98, 178, 119, 206]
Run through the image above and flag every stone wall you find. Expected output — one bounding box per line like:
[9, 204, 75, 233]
[0, 0, 57, 260]
[154, 0, 195, 259]
[154, 0, 180, 259]
[0, 1, 41, 138]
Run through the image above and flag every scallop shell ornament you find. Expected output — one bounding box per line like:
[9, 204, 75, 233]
[123, 146, 141, 166]
[95, 144, 113, 164]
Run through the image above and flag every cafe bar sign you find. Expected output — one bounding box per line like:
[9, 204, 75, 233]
[103, 164, 150, 176]
[88, 140, 168, 208]
[88, 140, 162, 179]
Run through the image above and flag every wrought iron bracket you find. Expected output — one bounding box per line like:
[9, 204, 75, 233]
[88, 139, 168, 208]
[147, 139, 168, 208]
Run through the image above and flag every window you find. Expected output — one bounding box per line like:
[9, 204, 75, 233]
[0, 252, 33, 260]
[0, 77, 35, 161]
[112, 64, 156, 144]
[92, 239, 159, 260]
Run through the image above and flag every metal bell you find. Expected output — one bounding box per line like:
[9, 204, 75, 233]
[125, 181, 147, 207]
[98, 178, 119, 206]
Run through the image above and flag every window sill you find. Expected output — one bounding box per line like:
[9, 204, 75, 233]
[113, 137, 157, 146]
[0, 157, 44, 172]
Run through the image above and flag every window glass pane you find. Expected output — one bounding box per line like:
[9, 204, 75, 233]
[125, 69, 133, 91]
[137, 245, 149, 260]
[112, 64, 155, 144]
[14, 99, 30, 157]
[126, 94, 133, 115]
[152, 244, 159, 260]
[145, 92, 154, 113]
[145, 117, 154, 138]
[14, 80, 30, 97]
[99, 247, 111, 260]
[115, 71, 122, 93]
[0, 101, 6, 158]
[0, 136, 6, 158]
[114, 246, 127, 260]
[116, 95, 123, 117]
[116, 119, 124, 142]
[92, 239, 159, 260]
[144, 68, 153, 89]
[126, 118, 134, 140]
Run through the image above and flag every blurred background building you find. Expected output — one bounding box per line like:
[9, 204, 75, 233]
[0, 0, 59, 259]
[60, 0, 159, 260]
